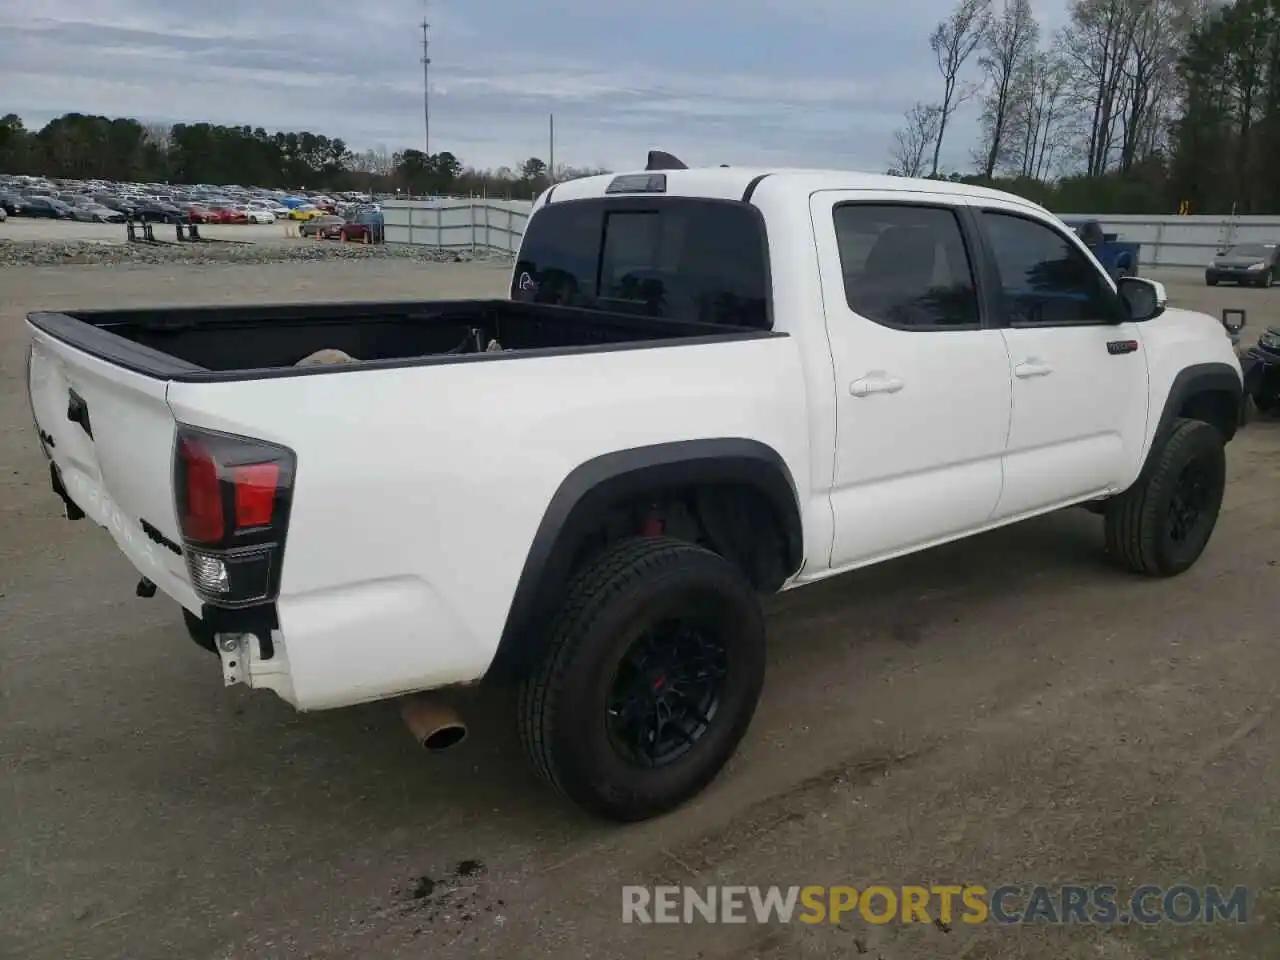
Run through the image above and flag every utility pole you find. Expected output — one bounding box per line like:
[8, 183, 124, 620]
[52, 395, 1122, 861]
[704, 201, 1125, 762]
[420, 5, 431, 157]
[549, 114, 555, 183]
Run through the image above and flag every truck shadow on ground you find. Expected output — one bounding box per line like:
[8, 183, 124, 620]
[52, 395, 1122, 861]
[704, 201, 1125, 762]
[137, 506, 1120, 837]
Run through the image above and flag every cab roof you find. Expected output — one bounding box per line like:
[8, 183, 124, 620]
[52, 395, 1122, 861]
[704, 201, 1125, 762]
[542, 163, 1050, 216]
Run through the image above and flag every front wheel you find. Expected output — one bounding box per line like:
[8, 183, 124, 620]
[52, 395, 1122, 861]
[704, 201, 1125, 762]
[1104, 418, 1227, 577]
[517, 536, 766, 822]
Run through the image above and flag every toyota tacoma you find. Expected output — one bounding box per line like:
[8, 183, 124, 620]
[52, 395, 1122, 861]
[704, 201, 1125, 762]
[25, 153, 1245, 822]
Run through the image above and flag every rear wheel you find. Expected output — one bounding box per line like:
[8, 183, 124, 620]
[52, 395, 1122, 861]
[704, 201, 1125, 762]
[1104, 418, 1227, 577]
[517, 536, 765, 822]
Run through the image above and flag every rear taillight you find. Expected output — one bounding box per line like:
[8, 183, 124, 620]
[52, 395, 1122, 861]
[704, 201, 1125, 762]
[173, 425, 295, 608]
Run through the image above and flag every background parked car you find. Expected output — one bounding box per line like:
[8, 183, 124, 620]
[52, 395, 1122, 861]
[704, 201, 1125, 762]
[338, 208, 385, 243]
[205, 205, 248, 225]
[21, 196, 73, 219]
[238, 205, 275, 224]
[1, 191, 30, 215]
[299, 214, 346, 238]
[1205, 242, 1280, 287]
[184, 203, 216, 223]
[129, 199, 183, 223]
[0, 205, 6, 222]
[96, 196, 137, 218]
[289, 205, 325, 222]
[87, 203, 125, 223]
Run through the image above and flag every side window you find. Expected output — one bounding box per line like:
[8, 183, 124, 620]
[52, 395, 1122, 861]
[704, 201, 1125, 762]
[833, 204, 980, 330]
[980, 211, 1114, 326]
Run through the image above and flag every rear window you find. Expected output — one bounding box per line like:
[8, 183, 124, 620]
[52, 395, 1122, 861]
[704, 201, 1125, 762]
[512, 198, 770, 329]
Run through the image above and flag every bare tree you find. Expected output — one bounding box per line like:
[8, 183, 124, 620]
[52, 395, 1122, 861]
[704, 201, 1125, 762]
[1013, 49, 1072, 179]
[1062, 0, 1146, 176]
[142, 122, 172, 152]
[367, 145, 396, 176]
[1119, 0, 1198, 170]
[977, 0, 1039, 177]
[929, 0, 993, 176]
[891, 102, 944, 177]
[349, 146, 396, 176]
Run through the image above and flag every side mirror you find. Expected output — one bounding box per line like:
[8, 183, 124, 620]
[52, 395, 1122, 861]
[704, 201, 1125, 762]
[1116, 276, 1166, 322]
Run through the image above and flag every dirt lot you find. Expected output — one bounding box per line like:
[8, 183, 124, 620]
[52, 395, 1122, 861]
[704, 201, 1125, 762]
[2, 262, 1278, 960]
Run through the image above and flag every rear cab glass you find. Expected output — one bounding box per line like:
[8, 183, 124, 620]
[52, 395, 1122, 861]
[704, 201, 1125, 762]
[511, 197, 772, 330]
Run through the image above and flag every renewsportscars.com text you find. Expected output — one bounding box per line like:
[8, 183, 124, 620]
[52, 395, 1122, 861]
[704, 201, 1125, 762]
[621, 884, 1250, 926]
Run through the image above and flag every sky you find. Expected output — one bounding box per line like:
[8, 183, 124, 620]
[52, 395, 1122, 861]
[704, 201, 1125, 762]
[0, 0, 1072, 174]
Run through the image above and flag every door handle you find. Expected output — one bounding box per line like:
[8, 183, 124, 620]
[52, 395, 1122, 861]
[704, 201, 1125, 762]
[1014, 360, 1053, 379]
[850, 375, 905, 397]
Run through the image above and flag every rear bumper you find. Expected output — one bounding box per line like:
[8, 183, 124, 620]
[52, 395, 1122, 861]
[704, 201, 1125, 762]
[55, 452, 490, 710]
[1207, 268, 1265, 284]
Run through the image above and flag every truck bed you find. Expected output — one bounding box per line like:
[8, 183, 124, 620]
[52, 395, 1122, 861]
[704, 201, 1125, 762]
[27, 299, 774, 382]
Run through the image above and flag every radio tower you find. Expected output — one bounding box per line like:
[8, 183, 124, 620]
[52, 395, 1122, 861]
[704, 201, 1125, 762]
[420, 6, 431, 156]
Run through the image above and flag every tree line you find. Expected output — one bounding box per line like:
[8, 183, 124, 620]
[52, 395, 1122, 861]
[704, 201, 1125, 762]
[0, 112, 606, 199]
[891, 0, 1280, 215]
[7, 0, 1275, 215]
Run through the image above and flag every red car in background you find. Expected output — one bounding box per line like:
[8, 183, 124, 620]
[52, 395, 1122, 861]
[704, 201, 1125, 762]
[184, 204, 216, 223]
[206, 205, 248, 225]
[338, 208, 385, 243]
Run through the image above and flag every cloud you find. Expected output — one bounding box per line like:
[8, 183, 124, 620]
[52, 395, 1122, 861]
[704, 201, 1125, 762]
[0, 0, 1062, 174]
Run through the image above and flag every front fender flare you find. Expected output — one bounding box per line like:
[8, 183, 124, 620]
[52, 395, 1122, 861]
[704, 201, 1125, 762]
[1151, 362, 1243, 447]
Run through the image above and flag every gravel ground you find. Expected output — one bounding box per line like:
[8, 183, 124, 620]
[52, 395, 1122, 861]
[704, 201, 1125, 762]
[0, 217, 514, 266]
[0, 238, 511, 267]
[2, 260, 1279, 960]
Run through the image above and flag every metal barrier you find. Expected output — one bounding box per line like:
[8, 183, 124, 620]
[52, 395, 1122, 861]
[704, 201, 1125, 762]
[125, 219, 156, 243]
[379, 201, 1280, 268]
[381, 199, 529, 254]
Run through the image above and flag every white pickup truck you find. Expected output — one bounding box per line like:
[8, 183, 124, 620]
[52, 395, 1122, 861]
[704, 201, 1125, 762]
[25, 154, 1245, 822]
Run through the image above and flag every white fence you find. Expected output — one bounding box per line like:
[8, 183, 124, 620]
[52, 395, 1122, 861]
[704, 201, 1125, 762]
[1068, 214, 1280, 270]
[381, 199, 531, 254]
[383, 200, 1280, 270]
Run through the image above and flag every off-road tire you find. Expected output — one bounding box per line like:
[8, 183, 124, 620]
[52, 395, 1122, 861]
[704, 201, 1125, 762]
[516, 536, 766, 822]
[1104, 418, 1227, 577]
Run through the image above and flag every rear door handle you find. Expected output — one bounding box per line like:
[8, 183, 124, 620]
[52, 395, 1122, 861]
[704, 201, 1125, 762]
[850, 375, 905, 397]
[1014, 360, 1053, 379]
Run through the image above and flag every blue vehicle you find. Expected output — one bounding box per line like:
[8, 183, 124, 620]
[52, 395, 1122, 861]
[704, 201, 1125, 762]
[1060, 218, 1141, 281]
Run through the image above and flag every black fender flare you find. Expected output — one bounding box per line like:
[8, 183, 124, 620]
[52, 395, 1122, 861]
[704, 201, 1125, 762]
[1147, 362, 1243, 459]
[484, 438, 803, 683]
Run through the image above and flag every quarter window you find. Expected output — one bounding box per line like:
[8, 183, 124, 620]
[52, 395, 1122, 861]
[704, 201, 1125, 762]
[980, 211, 1115, 326]
[833, 204, 980, 330]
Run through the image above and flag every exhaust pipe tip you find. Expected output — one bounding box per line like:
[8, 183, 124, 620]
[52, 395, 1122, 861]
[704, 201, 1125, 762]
[400, 695, 468, 752]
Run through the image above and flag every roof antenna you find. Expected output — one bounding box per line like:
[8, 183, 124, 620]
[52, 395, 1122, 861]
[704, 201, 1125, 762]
[646, 150, 687, 171]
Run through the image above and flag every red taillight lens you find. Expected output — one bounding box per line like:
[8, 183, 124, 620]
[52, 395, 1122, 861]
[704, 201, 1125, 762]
[173, 425, 296, 608]
[178, 437, 224, 543]
[233, 463, 280, 529]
